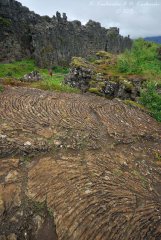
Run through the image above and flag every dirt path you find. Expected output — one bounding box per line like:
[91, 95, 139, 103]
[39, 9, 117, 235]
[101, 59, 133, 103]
[0, 87, 161, 240]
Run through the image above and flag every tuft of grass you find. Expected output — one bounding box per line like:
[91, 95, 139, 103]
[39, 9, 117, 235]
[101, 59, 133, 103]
[0, 84, 4, 92]
[154, 151, 161, 162]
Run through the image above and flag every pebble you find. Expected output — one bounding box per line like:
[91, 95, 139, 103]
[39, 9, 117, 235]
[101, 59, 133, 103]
[5, 170, 18, 183]
[24, 141, 32, 146]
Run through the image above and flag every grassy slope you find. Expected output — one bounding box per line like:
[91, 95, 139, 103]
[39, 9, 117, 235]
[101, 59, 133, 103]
[117, 39, 161, 122]
[0, 60, 79, 94]
[117, 39, 161, 82]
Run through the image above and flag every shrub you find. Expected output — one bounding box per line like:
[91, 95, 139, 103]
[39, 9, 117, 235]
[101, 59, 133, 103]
[117, 50, 142, 74]
[140, 82, 161, 122]
[117, 38, 161, 78]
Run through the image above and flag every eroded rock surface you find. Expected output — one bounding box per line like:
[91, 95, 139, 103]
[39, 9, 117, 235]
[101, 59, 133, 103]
[0, 0, 132, 66]
[65, 56, 146, 100]
[0, 87, 161, 239]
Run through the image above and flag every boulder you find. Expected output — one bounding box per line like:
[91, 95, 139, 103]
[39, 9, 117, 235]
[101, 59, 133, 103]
[64, 57, 94, 92]
[20, 71, 42, 82]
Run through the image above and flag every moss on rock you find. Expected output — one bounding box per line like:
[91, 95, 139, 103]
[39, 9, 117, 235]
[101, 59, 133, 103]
[88, 87, 103, 96]
[71, 57, 89, 68]
[96, 51, 112, 59]
[124, 100, 145, 110]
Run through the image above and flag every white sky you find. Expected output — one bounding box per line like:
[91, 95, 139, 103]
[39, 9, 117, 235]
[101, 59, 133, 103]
[18, 0, 161, 38]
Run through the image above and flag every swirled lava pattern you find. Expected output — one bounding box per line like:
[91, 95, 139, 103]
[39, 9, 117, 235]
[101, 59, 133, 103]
[0, 87, 161, 240]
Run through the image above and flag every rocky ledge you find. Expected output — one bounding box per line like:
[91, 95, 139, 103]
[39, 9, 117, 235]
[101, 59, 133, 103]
[64, 52, 146, 100]
[0, 0, 132, 66]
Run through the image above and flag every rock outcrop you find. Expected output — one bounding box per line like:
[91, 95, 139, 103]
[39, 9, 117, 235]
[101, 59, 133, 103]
[64, 55, 146, 100]
[20, 71, 42, 82]
[0, 0, 132, 67]
[0, 86, 161, 239]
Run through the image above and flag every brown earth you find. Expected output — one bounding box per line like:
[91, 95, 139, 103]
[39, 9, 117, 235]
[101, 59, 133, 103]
[0, 86, 161, 240]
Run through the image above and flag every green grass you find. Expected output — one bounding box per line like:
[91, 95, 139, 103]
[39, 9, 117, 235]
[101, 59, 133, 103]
[140, 82, 161, 122]
[31, 75, 80, 93]
[116, 39, 161, 123]
[0, 84, 4, 92]
[0, 59, 79, 93]
[0, 59, 37, 78]
[117, 39, 161, 82]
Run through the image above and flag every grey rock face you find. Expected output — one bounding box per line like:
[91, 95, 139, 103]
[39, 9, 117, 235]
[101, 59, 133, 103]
[65, 57, 146, 100]
[0, 0, 132, 67]
[65, 67, 93, 92]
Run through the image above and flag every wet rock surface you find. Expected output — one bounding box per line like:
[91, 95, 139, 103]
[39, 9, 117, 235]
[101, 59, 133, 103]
[0, 86, 161, 239]
[0, 0, 132, 66]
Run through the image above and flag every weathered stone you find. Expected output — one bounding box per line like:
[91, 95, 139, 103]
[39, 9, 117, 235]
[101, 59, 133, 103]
[0, 0, 132, 67]
[3, 184, 21, 210]
[20, 71, 42, 82]
[0, 236, 6, 240]
[5, 170, 18, 183]
[65, 56, 146, 100]
[0, 87, 161, 239]
[33, 215, 44, 234]
[64, 57, 94, 92]
[0, 186, 5, 216]
[24, 141, 32, 146]
[53, 140, 62, 146]
[7, 234, 17, 240]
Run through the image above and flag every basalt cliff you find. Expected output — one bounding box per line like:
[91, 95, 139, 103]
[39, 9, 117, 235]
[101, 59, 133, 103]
[0, 0, 132, 67]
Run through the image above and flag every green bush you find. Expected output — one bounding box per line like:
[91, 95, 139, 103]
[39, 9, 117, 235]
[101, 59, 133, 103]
[140, 82, 161, 122]
[117, 50, 142, 74]
[117, 39, 161, 77]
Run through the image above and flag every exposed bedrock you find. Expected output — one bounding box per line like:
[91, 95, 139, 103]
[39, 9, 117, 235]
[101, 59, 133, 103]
[0, 0, 132, 67]
[64, 56, 146, 100]
[0, 87, 161, 239]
